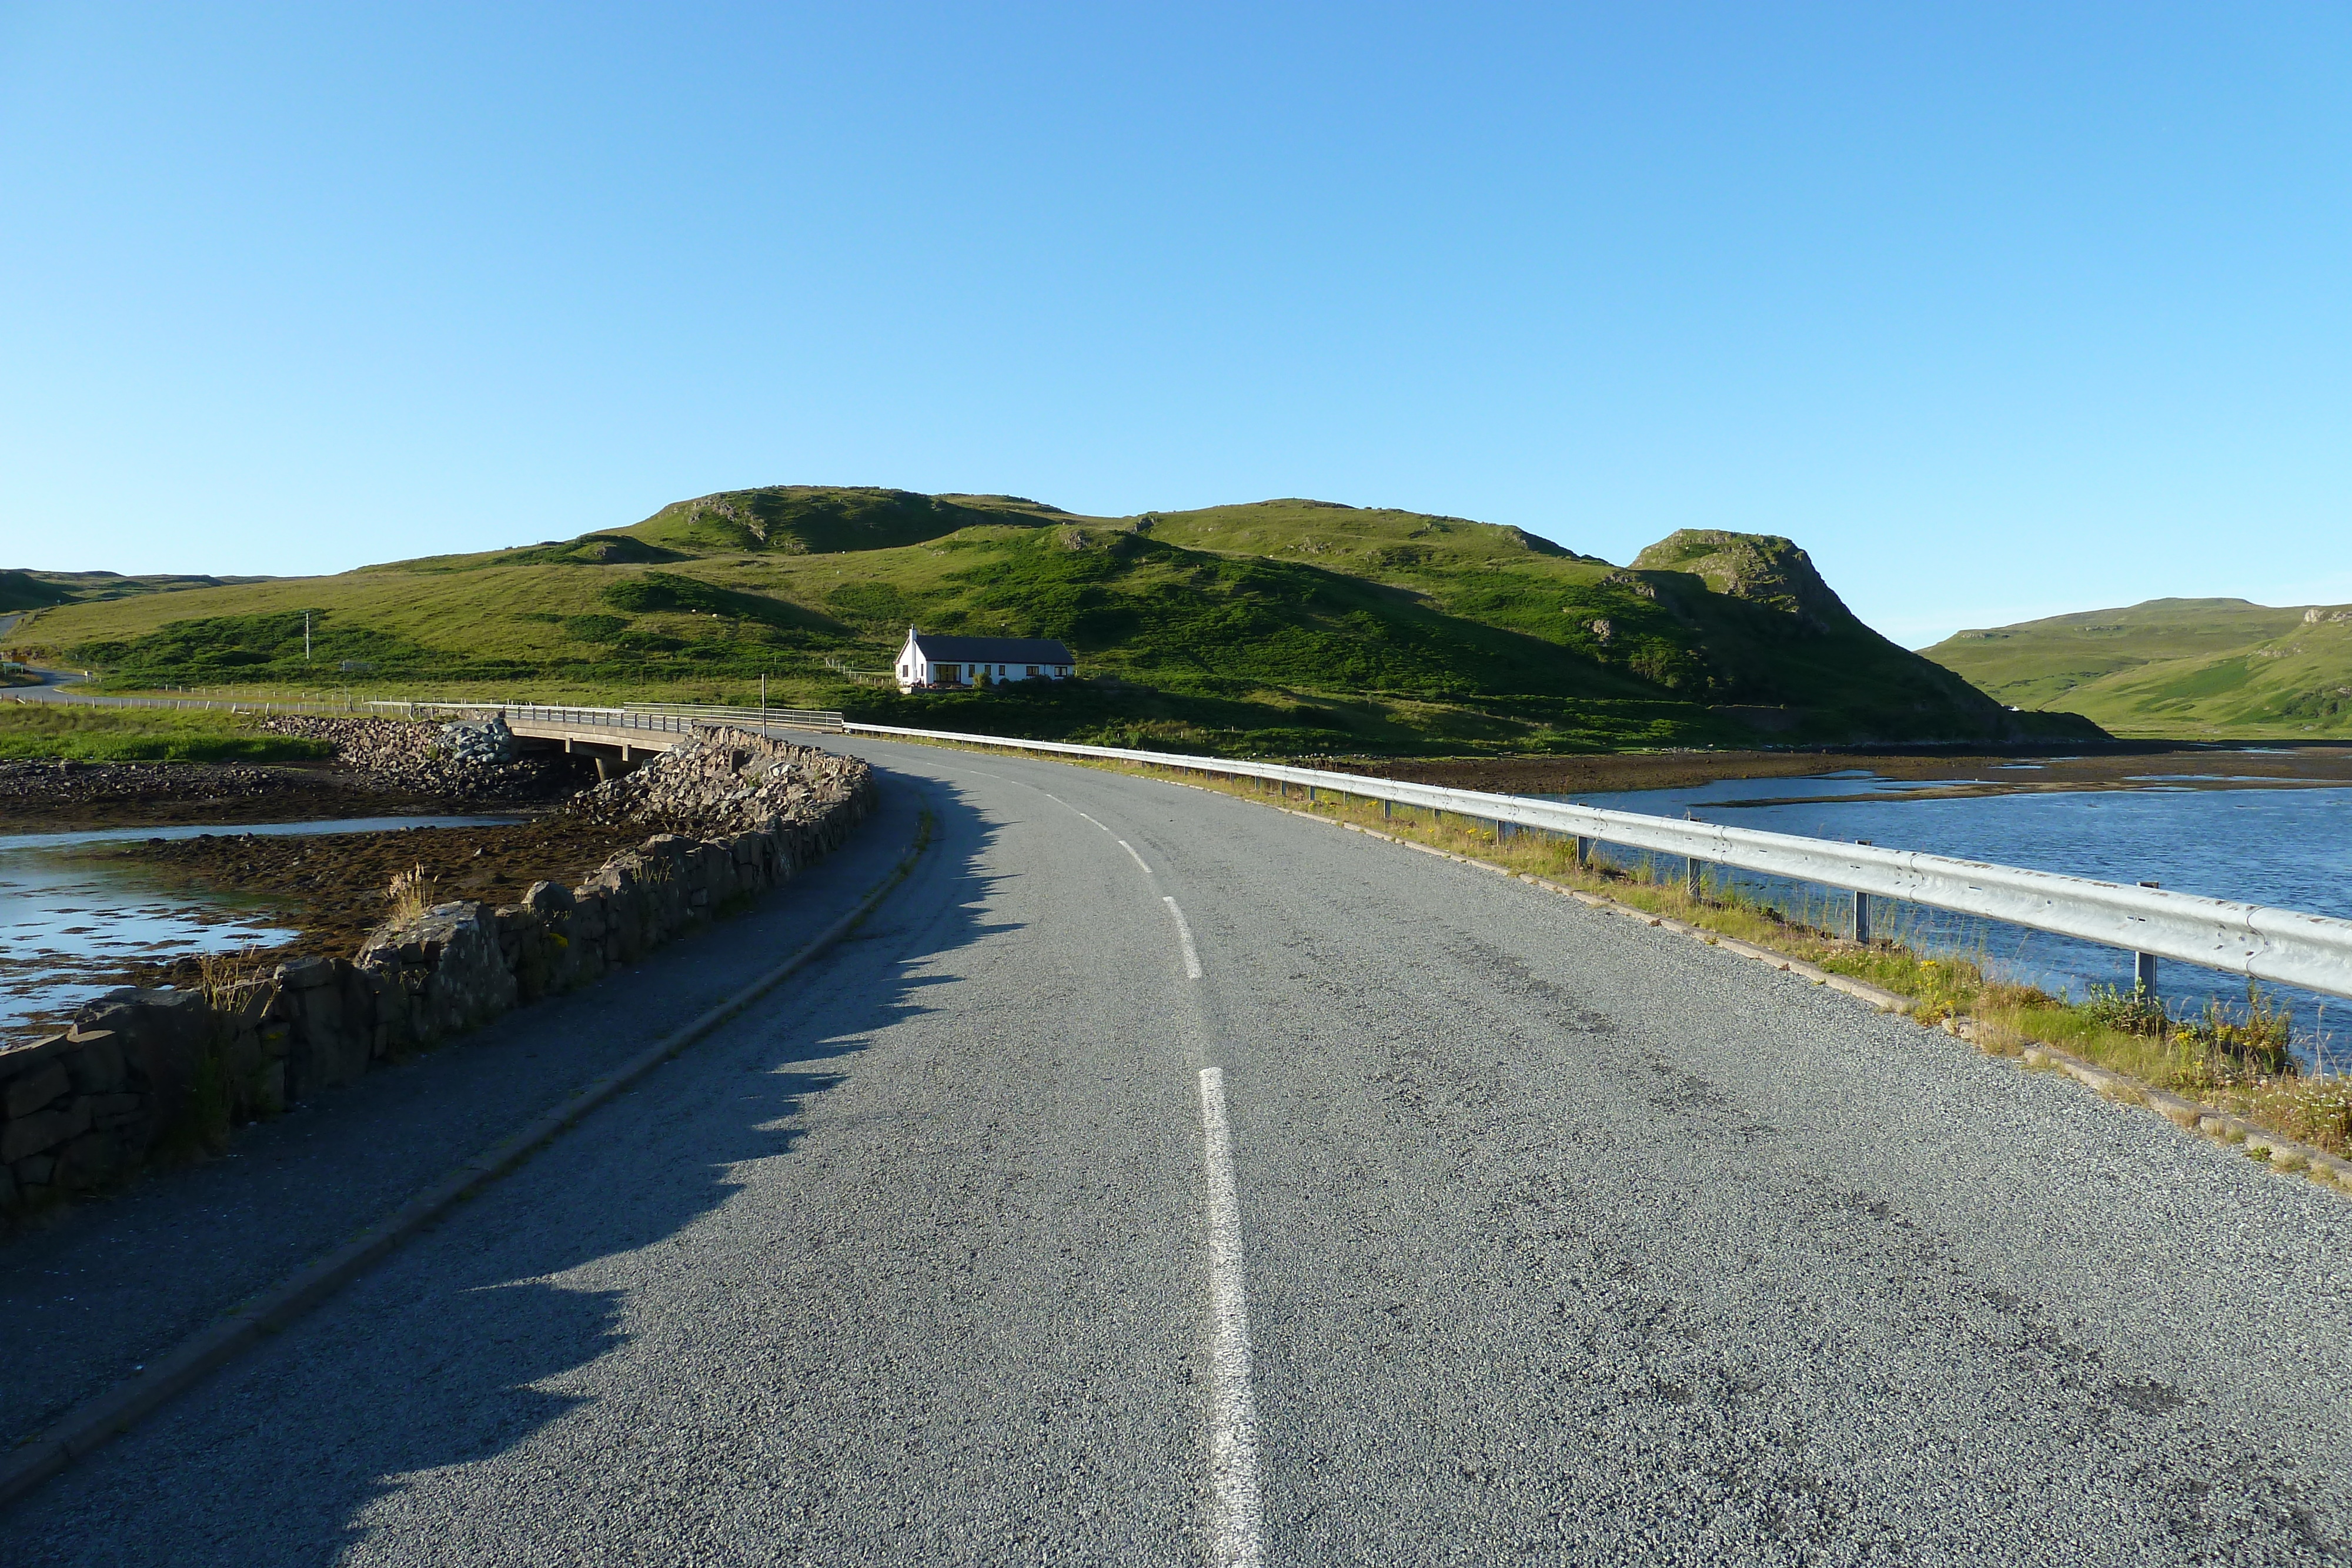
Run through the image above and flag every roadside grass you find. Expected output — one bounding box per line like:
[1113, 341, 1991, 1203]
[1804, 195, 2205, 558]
[0, 704, 333, 764]
[386, 864, 440, 925]
[918, 735, 2351, 1161]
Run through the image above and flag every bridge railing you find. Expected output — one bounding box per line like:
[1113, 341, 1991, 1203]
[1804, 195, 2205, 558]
[621, 703, 846, 732]
[486, 703, 844, 735]
[835, 719, 2352, 1004]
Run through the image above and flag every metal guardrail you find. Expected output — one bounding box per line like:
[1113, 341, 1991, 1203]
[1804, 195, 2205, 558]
[22, 684, 2346, 998]
[837, 720, 2352, 1003]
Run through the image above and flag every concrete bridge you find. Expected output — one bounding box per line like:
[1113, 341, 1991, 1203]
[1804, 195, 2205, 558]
[494, 703, 844, 778]
[499, 713, 681, 778]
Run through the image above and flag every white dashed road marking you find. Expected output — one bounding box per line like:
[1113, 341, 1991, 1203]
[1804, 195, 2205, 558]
[1196, 1066, 1263, 1568]
[1163, 897, 1204, 980]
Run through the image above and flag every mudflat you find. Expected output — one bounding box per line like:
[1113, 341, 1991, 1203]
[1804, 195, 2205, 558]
[110, 817, 651, 989]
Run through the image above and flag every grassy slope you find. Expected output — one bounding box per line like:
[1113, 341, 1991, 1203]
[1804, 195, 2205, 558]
[4, 485, 2092, 756]
[1924, 598, 2352, 737]
[0, 706, 332, 764]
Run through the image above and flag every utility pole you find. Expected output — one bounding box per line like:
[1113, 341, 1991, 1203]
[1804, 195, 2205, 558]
[304, 610, 312, 664]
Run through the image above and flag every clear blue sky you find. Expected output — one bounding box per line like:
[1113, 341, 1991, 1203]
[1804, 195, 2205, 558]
[3, 4, 2346, 646]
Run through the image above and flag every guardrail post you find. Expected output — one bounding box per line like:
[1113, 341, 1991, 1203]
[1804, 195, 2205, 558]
[1851, 840, 1873, 944]
[1381, 799, 1391, 822]
[1685, 856, 1702, 898]
[2136, 882, 2160, 991]
[1575, 835, 1592, 870]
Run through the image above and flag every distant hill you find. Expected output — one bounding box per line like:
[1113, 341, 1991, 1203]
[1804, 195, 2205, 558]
[1923, 598, 2352, 737]
[1, 567, 277, 610]
[3, 487, 2100, 756]
[0, 571, 73, 613]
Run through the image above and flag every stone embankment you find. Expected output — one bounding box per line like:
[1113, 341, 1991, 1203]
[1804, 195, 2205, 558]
[256, 714, 578, 804]
[0, 727, 876, 1229]
[563, 723, 868, 838]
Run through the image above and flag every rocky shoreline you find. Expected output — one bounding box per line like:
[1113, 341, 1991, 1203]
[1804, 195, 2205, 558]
[0, 714, 598, 833]
[0, 726, 879, 1229]
[113, 819, 655, 994]
[108, 725, 885, 990]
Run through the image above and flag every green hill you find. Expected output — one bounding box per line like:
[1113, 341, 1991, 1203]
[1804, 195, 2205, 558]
[0, 571, 73, 613]
[4, 486, 2099, 756]
[1923, 599, 2352, 738]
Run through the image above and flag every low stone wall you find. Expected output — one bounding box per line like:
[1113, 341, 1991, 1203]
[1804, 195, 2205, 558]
[0, 730, 877, 1229]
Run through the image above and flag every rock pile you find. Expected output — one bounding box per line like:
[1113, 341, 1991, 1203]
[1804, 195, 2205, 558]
[256, 715, 584, 804]
[436, 717, 518, 766]
[0, 743, 878, 1228]
[563, 726, 868, 839]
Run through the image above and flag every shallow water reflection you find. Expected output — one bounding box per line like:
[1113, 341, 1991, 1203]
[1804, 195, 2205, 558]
[0, 816, 519, 1039]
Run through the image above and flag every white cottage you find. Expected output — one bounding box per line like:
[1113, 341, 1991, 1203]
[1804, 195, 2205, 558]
[896, 629, 1075, 692]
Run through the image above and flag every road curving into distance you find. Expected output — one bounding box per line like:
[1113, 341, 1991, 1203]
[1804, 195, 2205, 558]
[5, 735, 2350, 1564]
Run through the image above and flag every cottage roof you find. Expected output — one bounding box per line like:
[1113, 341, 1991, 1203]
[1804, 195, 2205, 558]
[908, 633, 1074, 665]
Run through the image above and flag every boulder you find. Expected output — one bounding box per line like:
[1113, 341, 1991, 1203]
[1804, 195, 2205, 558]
[5, 1061, 70, 1119]
[359, 901, 517, 1049]
[74, 988, 213, 1148]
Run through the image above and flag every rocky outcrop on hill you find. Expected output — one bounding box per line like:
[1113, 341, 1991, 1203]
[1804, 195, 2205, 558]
[1629, 530, 1855, 633]
[562, 725, 868, 838]
[257, 714, 584, 803]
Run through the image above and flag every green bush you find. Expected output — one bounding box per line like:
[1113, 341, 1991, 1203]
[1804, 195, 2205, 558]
[2082, 982, 2170, 1038]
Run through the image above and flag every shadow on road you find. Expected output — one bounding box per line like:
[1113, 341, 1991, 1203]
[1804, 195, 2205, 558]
[4, 771, 1013, 1565]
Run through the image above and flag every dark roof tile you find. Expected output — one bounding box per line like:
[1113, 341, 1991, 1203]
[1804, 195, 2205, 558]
[908, 634, 1074, 664]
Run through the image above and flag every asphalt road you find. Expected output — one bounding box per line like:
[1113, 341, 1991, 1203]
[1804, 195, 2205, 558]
[5, 736, 2350, 1564]
[3, 659, 86, 700]
[0, 771, 926, 1446]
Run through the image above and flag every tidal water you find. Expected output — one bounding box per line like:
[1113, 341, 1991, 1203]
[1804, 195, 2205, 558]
[0, 816, 517, 1040]
[1540, 768, 2352, 1065]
